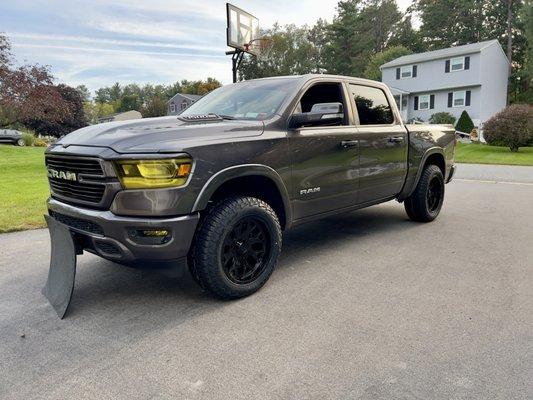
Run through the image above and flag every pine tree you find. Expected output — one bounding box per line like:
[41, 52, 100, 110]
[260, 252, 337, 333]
[455, 110, 475, 133]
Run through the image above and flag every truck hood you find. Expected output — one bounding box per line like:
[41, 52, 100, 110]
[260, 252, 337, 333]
[56, 116, 264, 153]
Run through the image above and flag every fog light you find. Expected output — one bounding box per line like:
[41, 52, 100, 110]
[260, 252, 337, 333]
[141, 230, 169, 237]
[128, 229, 172, 245]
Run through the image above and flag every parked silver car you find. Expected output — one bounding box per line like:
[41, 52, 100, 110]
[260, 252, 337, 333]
[0, 129, 25, 146]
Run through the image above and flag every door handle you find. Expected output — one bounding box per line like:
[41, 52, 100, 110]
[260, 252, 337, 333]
[340, 140, 358, 148]
[389, 136, 405, 143]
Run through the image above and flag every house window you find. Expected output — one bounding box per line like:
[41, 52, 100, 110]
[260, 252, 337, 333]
[419, 94, 430, 110]
[450, 57, 464, 71]
[181, 99, 188, 110]
[453, 91, 466, 107]
[401, 65, 413, 79]
[170, 103, 175, 113]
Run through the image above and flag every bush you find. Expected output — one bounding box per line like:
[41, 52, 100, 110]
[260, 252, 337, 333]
[455, 110, 475, 134]
[483, 104, 533, 152]
[34, 138, 49, 147]
[21, 131, 35, 146]
[430, 112, 456, 125]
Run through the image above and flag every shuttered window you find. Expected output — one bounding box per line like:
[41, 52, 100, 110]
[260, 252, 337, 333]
[419, 95, 430, 110]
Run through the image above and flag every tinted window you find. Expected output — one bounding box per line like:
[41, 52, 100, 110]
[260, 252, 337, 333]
[350, 84, 394, 125]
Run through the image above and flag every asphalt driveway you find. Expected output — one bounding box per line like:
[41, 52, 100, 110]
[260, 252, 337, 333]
[1, 165, 532, 400]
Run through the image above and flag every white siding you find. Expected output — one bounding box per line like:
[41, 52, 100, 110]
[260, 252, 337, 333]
[382, 53, 482, 93]
[479, 43, 509, 124]
[408, 87, 481, 124]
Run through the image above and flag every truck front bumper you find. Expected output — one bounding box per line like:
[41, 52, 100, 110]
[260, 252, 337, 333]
[47, 198, 199, 266]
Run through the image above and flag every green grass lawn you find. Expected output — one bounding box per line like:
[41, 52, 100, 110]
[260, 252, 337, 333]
[455, 142, 533, 166]
[0, 146, 48, 233]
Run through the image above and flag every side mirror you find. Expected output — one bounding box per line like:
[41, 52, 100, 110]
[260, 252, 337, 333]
[288, 102, 344, 129]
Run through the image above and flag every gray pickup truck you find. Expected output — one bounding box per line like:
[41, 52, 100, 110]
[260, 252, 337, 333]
[45, 74, 455, 299]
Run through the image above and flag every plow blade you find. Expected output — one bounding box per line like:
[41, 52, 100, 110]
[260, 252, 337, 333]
[43, 215, 77, 319]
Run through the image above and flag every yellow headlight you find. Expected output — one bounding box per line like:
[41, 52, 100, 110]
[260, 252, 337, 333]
[114, 158, 192, 189]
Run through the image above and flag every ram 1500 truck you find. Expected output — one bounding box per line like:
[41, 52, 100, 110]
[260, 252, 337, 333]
[45, 74, 456, 299]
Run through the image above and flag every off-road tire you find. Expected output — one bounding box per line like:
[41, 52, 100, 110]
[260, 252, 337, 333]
[404, 164, 445, 222]
[190, 196, 282, 299]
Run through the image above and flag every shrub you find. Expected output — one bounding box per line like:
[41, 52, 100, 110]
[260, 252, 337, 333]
[483, 104, 533, 152]
[455, 110, 475, 134]
[34, 138, 49, 147]
[430, 112, 456, 125]
[21, 131, 35, 146]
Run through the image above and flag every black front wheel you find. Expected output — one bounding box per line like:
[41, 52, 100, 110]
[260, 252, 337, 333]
[404, 164, 445, 222]
[190, 196, 282, 299]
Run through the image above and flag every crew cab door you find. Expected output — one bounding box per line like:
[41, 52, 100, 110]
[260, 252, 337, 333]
[288, 81, 359, 220]
[348, 83, 408, 204]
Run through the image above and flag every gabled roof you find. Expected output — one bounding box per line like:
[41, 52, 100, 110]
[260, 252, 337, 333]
[380, 39, 505, 69]
[168, 93, 203, 104]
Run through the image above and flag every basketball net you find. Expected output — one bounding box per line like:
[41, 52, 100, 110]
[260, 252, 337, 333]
[243, 37, 273, 61]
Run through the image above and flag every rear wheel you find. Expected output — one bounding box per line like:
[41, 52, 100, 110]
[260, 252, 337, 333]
[16, 138, 25, 147]
[190, 196, 282, 299]
[404, 164, 445, 222]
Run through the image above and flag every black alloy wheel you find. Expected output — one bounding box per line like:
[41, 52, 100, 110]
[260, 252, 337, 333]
[426, 176, 444, 213]
[221, 216, 271, 284]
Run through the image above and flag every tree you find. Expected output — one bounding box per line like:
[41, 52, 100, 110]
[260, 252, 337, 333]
[196, 77, 222, 94]
[75, 85, 91, 102]
[388, 15, 426, 53]
[117, 94, 141, 112]
[0, 33, 11, 67]
[483, 104, 533, 151]
[0, 34, 88, 135]
[515, 0, 533, 102]
[83, 102, 115, 124]
[308, 19, 329, 73]
[25, 84, 88, 136]
[238, 24, 318, 80]
[413, 0, 488, 49]
[455, 110, 475, 134]
[363, 45, 411, 81]
[141, 96, 167, 118]
[325, 0, 403, 76]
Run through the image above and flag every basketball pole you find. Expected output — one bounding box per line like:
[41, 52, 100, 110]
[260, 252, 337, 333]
[226, 49, 244, 83]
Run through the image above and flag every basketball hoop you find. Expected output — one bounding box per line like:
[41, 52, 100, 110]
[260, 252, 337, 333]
[226, 3, 264, 82]
[243, 37, 273, 61]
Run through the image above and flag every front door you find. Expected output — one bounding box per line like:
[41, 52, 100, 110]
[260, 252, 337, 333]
[289, 82, 359, 220]
[348, 83, 408, 204]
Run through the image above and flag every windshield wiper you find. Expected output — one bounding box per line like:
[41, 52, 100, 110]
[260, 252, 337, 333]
[178, 113, 235, 122]
[216, 114, 236, 120]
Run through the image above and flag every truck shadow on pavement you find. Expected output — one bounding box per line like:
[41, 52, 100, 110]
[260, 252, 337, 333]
[66, 203, 418, 319]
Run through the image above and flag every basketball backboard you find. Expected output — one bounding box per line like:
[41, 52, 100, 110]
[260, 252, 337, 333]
[226, 3, 260, 56]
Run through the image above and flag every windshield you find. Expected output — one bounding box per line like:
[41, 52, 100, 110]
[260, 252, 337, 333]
[180, 77, 301, 120]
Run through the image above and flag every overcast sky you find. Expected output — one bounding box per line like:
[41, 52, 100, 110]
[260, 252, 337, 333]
[1, 0, 414, 94]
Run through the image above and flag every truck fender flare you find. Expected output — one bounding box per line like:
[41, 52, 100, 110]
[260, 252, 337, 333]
[415, 146, 446, 184]
[402, 147, 446, 200]
[192, 164, 292, 225]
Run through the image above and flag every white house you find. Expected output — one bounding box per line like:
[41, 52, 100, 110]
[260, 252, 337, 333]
[380, 40, 509, 130]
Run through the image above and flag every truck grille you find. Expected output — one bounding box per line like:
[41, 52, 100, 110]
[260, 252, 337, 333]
[45, 155, 106, 205]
